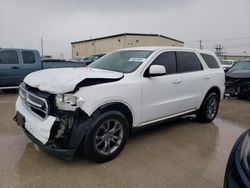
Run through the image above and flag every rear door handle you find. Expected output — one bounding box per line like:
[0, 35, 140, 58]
[11, 66, 20, 69]
[204, 76, 210, 80]
[173, 79, 182, 84]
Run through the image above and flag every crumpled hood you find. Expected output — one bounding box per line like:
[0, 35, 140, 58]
[24, 67, 123, 94]
[226, 69, 250, 79]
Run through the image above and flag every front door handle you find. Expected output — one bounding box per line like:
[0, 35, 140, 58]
[11, 66, 20, 69]
[173, 79, 182, 84]
[204, 76, 210, 80]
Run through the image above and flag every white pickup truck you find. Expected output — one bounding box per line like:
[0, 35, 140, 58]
[14, 47, 225, 162]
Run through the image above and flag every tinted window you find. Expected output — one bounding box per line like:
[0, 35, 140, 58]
[0, 50, 19, 64]
[151, 52, 177, 74]
[201, 53, 219, 68]
[22, 51, 35, 64]
[176, 52, 203, 73]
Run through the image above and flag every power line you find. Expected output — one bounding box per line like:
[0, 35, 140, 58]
[186, 37, 250, 43]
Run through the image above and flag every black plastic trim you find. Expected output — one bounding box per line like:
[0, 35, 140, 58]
[73, 76, 124, 92]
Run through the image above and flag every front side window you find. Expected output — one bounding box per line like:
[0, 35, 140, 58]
[176, 52, 203, 73]
[22, 51, 35, 64]
[151, 52, 177, 74]
[201, 53, 220, 68]
[89, 50, 153, 73]
[0, 50, 19, 64]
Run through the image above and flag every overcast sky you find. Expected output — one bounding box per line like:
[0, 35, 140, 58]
[1, 0, 250, 59]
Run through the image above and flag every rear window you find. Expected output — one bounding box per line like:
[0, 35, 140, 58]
[201, 53, 220, 68]
[22, 51, 35, 64]
[176, 52, 203, 73]
[0, 50, 19, 64]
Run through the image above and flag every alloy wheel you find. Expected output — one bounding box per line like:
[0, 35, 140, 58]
[94, 119, 124, 155]
[206, 96, 218, 120]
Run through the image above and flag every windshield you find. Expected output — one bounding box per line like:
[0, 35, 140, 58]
[221, 60, 234, 65]
[88, 50, 153, 73]
[231, 61, 250, 70]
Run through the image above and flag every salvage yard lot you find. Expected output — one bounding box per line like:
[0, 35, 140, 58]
[0, 91, 249, 188]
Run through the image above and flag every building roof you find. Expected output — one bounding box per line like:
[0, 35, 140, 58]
[71, 33, 184, 44]
[116, 46, 216, 54]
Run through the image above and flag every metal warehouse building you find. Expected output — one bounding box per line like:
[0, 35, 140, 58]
[71, 33, 184, 57]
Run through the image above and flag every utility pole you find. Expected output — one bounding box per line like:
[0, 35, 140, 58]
[60, 53, 64, 60]
[41, 36, 44, 57]
[199, 40, 203, 49]
[214, 44, 223, 55]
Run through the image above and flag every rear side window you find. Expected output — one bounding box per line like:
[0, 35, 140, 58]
[151, 52, 177, 74]
[0, 50, 19, 64]
[176, 52, 203, 73]
[22, 51, 35, 64]
[201, 53, 220, 68]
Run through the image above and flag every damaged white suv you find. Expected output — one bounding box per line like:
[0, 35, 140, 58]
[14, 47, 225, 162]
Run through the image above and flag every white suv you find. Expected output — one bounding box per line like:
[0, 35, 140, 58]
[14, 47, 225, 162]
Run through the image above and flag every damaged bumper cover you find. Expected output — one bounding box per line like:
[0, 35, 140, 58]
[225, 77, 250, 97]
[14, 96, 91, 160]
[22, 121, 75, 161]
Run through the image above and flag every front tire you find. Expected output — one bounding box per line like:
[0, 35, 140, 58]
[196, 92, 219, 123]
[80, 111, 129, 162]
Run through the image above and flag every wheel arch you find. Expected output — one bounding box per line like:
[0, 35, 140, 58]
[200, 86, 221, 108]
[91, 102, 134, 135]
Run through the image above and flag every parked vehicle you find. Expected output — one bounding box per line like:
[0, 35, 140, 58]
[14, 47, 225, 162]
[41, 58, 67, 62]
[0, 48, 87, 89]
[224, 128, 250, 188]
[221, 60, 237, 72]
[225, 60, 250, 99]
[69, 56, 85, 63]
[81, 54, 105, 65]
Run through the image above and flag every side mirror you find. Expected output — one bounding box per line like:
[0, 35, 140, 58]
[145, 65, 166, 77]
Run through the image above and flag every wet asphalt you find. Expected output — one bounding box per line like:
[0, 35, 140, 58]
[0, 90, 249, 187]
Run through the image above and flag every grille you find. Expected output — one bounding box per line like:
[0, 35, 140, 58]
[19, 85, 49, 119]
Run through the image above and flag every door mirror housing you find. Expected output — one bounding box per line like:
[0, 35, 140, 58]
[145, 65, 166, 77]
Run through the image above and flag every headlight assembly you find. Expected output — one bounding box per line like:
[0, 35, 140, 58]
[55, 94, 84, 111]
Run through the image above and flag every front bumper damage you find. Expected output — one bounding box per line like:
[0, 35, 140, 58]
[225, 77, 250, 99]
[14, 96, 91, 160]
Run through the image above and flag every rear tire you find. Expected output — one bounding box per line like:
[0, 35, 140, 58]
[80, 111, 129, 163]
[196, 92, 219, 123]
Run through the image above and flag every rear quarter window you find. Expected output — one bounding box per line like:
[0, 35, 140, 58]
[201, 53, 220, 68]
[22, 51, 35, 64]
